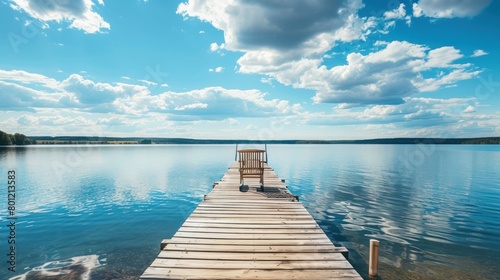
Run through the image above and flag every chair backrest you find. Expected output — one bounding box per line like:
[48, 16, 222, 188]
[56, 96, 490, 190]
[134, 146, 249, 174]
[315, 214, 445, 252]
[238, 149, 265, 173]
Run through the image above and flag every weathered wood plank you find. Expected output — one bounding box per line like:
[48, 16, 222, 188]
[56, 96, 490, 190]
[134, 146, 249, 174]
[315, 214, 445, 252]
[181, 222, 320, 229]
[163, 243, 342, 253]
[192, 210, 309, 215]
[149, 259, 355, 270]
[157, 251, 347, 261]
[196, 203, 303, 209]
[184, 217, 318, 224]
[173, 231, 328, 240]
[142, 267, 362, 280]
[177, 227, 325, 234]
[167, 238, 334, 246]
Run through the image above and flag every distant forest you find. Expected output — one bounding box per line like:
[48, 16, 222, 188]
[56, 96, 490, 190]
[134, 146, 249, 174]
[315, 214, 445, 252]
[28, 135, 500, 145]
[0, 130, 35, 145]
[1, 130, 499, 145]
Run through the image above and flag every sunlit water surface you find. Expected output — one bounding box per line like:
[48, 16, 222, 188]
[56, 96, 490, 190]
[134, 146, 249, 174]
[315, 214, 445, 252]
[0, 144, 499, 280]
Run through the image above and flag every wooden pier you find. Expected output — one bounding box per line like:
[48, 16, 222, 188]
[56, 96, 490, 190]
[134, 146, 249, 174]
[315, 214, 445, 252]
[141, 162, 362, 279]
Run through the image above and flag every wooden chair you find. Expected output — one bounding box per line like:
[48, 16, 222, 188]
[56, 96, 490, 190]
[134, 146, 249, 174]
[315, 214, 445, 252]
[238, 149, 265, 190]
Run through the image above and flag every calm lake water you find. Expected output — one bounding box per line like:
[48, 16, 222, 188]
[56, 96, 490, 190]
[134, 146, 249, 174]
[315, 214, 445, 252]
[0, 144, 499, 280]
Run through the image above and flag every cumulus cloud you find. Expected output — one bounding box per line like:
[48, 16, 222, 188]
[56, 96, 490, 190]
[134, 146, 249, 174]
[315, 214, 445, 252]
[412, 0, 492, 18]
[0, 81, 39, 111]
[311, 41, 479, 104]
[0, 69, 60, 88]
[156, 87, 301, 119]
[178, 1, 481, 106]
[178, 0, 364, 52]
[302, 97, 485, 133]
[10, 0, 110, 33]
[0, 70, 65, 111]
[61, 74, 147, 105]
[384, 3, 406, 20]
[0, 69, 301, 120]
[383, 4, 412, 26]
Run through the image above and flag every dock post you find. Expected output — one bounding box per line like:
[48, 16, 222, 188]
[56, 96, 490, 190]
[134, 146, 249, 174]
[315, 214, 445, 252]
[265, 143, 268, 163]
[369, 239, 380, 278]
[235, 144, 238, 161]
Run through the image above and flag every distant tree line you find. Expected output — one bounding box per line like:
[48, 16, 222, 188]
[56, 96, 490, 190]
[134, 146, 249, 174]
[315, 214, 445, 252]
[0, 130, 35, 145]
[3, 133, 499, 145]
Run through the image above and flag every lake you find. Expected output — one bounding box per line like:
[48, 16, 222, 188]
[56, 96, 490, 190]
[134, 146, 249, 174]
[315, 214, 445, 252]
[0, 144, 499, 279]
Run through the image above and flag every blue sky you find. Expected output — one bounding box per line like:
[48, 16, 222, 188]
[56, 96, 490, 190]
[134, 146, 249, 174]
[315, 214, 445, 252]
[0, 0, 499, 140]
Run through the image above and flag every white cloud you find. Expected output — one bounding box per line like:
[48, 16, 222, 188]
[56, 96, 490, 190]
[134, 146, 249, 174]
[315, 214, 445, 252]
[158, 87, 301, 119]
[178, 1, 481, 106]
[209, 67, 224, 73]
[0, 81, 41, 111]
[175, 103, 208, 111]
[301, 97, 487, 134]
[138, 79, 158, 86]
[414, 46, 464, 71]
[412, 3, 423, 17]
[178, 0, 365, 52]
[0, 69, 301, 120]
[227, 118, 239, 125]
[97, 115, 136, 126]
[209, 42, 225, 52]
[412, 0, 492, 18]
[260, 77, 273, 85]
[61, 74, 147, 105]
[415, 69, 481, 92]
[310, 41, 478, 104]
[384, 3, 406, 20]
[10, 0, 110, 33]
[0, 69, 60, 88]
[463, 105, 476, 113]
[383, 4, 412, 26]
[472, 49, 488, 57]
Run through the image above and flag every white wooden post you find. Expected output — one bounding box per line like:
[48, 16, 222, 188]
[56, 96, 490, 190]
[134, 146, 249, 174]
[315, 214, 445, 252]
[369, 239, 380, 277]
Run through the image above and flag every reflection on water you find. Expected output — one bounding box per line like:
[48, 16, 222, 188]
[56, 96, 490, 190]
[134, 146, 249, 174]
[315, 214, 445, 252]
[10, 255, 104, 280]
[270, 145, 500, 279]
[0, 144, 499, 279]
[0, 145, 234, 280]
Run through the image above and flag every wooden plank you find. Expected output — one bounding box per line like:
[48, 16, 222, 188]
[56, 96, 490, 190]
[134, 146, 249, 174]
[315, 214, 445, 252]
[157, 251, 347, 261]
[192, 210, 309, 215]
[194, 205, 304, 209]
[142, 267, 362, 280]
[188, 214, 312, 219]
[177, 227, 325, 234]
[149, 259, 355, 270]
[196, 204, 305, 209]
[201, 200, 299, 204]
[163, 243, 341, 253]
[169, 235, 333, 246]
[173, 232, 328, 240]
[181, 222, 320, 229]
[184, 218, 318, 224]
